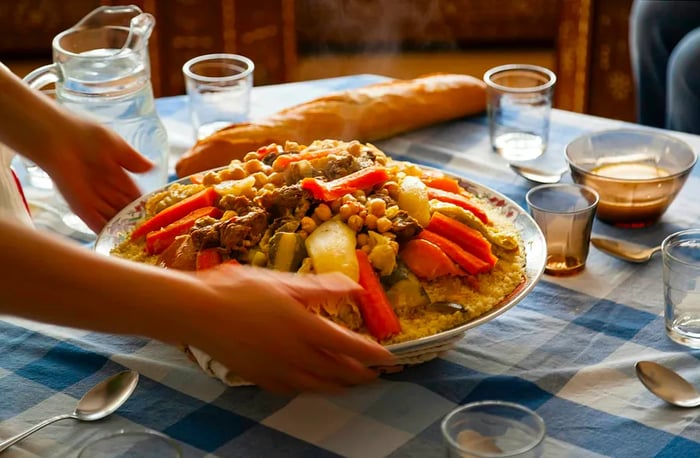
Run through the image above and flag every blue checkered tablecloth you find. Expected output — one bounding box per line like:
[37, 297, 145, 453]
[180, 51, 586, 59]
[2, 74, 700, 457]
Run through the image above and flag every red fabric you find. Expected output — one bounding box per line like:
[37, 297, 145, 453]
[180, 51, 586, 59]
[10, 168, 31, 216]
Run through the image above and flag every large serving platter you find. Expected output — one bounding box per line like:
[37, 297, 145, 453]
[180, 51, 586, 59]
[95, 164, 546, 363]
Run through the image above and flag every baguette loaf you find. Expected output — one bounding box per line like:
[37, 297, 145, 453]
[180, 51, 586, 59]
[175, 73, 487, 177]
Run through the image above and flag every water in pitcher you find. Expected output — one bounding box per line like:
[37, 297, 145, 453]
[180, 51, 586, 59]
[59, 48, 169, 194]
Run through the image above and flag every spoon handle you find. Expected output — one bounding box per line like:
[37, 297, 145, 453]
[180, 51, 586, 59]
[0, 413, 74, 452]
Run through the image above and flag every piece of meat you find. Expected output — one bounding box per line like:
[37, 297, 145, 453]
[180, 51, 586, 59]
[219, 194, 253, 214]
[392, 210, 422, 242]
[258, 184, 312, 219]
[158, 234, 198, 270]
[219, 208, 268, 253]
[324, 155, 359, 180]
[190, 223, 220, 249]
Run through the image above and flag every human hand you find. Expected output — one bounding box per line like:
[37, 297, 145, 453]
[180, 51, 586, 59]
[184, 265, 395, 394]
[38, 116, 153, 233]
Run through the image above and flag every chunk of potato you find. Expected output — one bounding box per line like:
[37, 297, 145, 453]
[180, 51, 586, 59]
[305, 219, 359, 281]
[397, 175, 431, 227]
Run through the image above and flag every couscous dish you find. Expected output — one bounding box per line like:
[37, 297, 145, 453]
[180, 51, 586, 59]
[112, 139, 526, 345]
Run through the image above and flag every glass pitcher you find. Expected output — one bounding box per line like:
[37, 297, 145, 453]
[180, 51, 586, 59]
[23, 5, 169, 194]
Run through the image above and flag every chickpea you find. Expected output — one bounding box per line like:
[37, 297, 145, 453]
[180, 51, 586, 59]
[314, 203, 332, 221]
[242, 186, 257, 199]
[201, 172, 221, 186]
[330, 198, 343, 214]
[347, 214, 364, 232]
[347, 141, 362, 156]
[262, 182, 276, 191]
[364, 213, 378, 230]
[268, 172, 285, 186]
[285, 140, 300, 151]
[358, 209, 368, 219]
[383, 181, 400, 200]
[244, 159, 264, 174]
[251, 171, 268, 187]
[357, 233, 370, 246]
[376, 216, 393, 233]
[341, 194, 357, 204]
[243, 151, 258, 161]
[367, 198, 386, 217]
[301, 216, 317, 234]
[353, 190, 367, 204]
[219, 165, 247, 181]
[272, 158, 286, 173]
[339, 202, 360, 220]
[298, 230, 309, 240]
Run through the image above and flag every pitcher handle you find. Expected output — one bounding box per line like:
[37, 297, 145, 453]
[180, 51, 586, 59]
[23, 64, 60, 92]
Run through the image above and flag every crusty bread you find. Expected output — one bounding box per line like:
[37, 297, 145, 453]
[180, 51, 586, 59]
[175, 73, 487, 177]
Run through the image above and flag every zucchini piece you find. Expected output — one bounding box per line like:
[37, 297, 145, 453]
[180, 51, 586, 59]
[243, 247, 268, 267]
[381, 260, 430, 310]
[268, 232, 307, 272]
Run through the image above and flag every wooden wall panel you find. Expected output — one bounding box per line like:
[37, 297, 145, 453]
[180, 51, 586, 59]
[102, 0, 296, 96]
[555, 0, 635, 121]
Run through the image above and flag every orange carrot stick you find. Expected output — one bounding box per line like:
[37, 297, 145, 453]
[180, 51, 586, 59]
[131, 187, 219, 241]
[418, 230, 491, 275]
[356, 250, 401, 341]
[426, 212, 497, 267]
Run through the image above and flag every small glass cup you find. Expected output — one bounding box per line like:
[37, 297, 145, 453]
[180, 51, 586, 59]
[484, 64, 556, 162]
[441, 401, 546, 458]
[526, 183, 599, 276]
[183, 53, 254, 140]
[663, 229, 700, 348]
[78, 429, 182, 458]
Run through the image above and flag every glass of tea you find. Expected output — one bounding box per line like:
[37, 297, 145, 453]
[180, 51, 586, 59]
[526, 183, 599, 276]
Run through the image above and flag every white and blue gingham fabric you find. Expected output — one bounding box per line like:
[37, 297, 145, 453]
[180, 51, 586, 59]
[2, 75, 700, 457]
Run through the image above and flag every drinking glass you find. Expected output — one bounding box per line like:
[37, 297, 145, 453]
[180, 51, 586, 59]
[78, 429, 181, 458]
[484, 64, 556, 162]
[441, 401, 546, 458]
[183, 53, 254, 140]
[526, 183, 599, 276]
[663, 229, 700, 348]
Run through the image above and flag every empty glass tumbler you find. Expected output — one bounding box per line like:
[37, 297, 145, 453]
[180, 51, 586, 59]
[484, 64, 556, 162]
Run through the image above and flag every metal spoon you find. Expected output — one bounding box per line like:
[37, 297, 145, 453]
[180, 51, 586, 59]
[509, 164, 568, 184]
[635, 361, 700, 408]
[591, 237, 662, 263]
[0, 370, 139, 452]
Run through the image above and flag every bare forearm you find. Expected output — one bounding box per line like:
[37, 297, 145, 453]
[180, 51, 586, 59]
[0, 63, 74, 166]
[0, 218, 205, 344]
